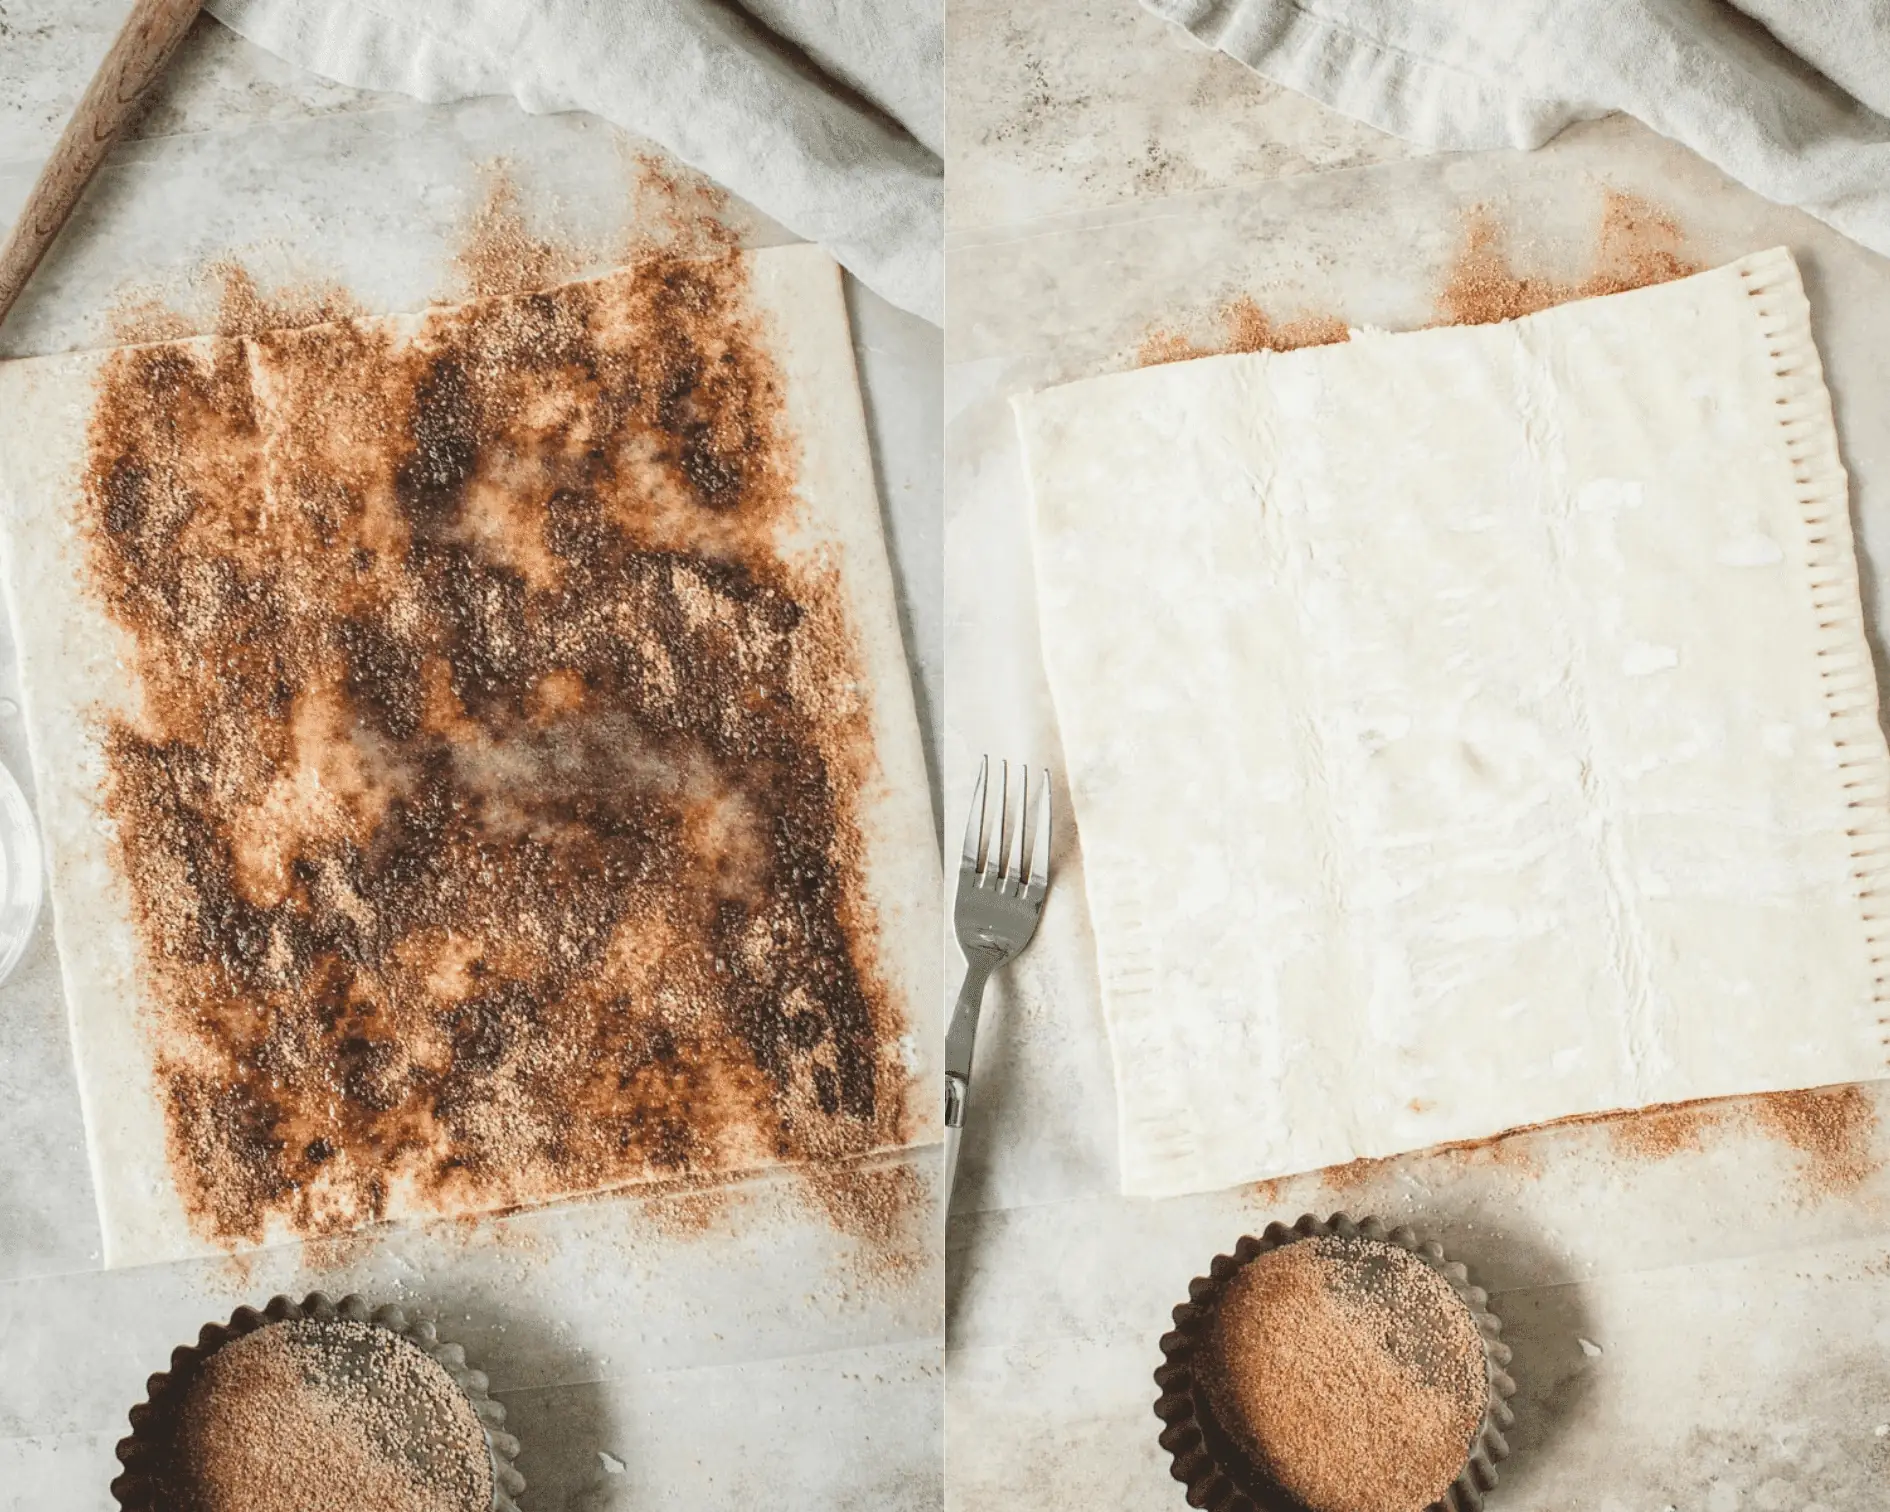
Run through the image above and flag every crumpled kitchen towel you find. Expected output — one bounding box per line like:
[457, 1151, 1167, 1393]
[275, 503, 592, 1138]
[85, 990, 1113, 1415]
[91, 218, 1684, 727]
[1144, 0, 1890, 264]
[206, 0, 942, 323]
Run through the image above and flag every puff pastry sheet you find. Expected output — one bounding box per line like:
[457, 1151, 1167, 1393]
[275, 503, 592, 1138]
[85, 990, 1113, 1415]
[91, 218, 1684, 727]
[0, 245, 938, 1265]
[1017, 249, 1890, 1198]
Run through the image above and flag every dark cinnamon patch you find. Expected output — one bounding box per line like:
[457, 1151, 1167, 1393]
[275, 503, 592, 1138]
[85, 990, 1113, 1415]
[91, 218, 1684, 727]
[81, 247, 907, 1249]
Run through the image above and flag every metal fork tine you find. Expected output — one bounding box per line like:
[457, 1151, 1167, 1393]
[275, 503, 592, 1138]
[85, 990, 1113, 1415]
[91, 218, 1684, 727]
[1008, 765, 1031, 888]
[961, 755, 988, 871]
[984, 759, 1011, 880]
[1029, 769, 1052, 893]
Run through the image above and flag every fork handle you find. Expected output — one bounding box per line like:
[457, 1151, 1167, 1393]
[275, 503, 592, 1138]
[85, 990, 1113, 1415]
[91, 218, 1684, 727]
[942, 954, 996, 1215]
[943, 1070, 969, 1206]
[944, 952, 996, 1082]
[943, 1109, 963, 1213]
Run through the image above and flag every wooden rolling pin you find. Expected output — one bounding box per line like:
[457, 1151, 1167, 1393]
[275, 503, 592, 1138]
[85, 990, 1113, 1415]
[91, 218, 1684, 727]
[0, 0, 204, 334]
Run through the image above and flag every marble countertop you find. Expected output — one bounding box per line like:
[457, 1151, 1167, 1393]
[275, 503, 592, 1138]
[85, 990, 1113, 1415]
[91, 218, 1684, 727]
[945, 3, 1890, 1508]
[0, 6, 943, 1510]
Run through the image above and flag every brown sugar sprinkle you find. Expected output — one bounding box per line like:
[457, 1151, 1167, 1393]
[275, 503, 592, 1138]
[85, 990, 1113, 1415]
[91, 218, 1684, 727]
[168, 1320, 492, 1512]
[453, 156, 741, 307]
[82, 241, 907, 1248]
[1282, 1085, 1876, 1204]
[204, 262, 364, 340]
[454, 167, 589, 301]
[1444, 1085, 1879, 1193]
[1313, 1126, 1540, 1197]
[1752, 1085, 1879, 1195]
[109, 264, 363, 347]
[1200, 1237, 1486, 1512]
[1607, 1099, 1726, 1162]
[1137, 189, 1698, 369]
[627, 153, 743, 261]
[109, 298, 197, 347]
[638, 1175, 738, 1241]
[1437, 190, 1699, 327]
[801, 1155, 928, 1285]
[1244, 1177, 1285, 1209]
[1137, 296, 1350, 367]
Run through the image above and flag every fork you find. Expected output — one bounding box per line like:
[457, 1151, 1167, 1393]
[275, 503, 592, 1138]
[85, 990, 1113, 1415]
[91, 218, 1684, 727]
[945, 756, 1051, 1211]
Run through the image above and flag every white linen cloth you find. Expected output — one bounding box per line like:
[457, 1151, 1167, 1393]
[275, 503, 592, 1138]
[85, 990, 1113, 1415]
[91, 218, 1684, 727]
[1146, 0, 1890, 268]
[1017, 250, 1890, 1198]
[206, 0, 943, 323]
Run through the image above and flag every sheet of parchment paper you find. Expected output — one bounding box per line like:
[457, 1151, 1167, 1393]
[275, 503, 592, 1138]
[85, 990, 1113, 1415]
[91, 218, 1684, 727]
[1016, 247, 1890, 1198]
[0, 240, 936, 1267]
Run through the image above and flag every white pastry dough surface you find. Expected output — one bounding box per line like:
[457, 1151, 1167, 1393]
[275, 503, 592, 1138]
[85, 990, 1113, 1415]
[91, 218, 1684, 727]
[1017, 248, 1890, 1198]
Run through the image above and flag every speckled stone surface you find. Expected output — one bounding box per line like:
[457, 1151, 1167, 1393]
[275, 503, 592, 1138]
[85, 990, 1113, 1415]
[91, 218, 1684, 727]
[945, 0, 1418, 230]
[0, 6, 388, 160]
[946, 9, 1890, 1509]
[0, 9, 942, 1509]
